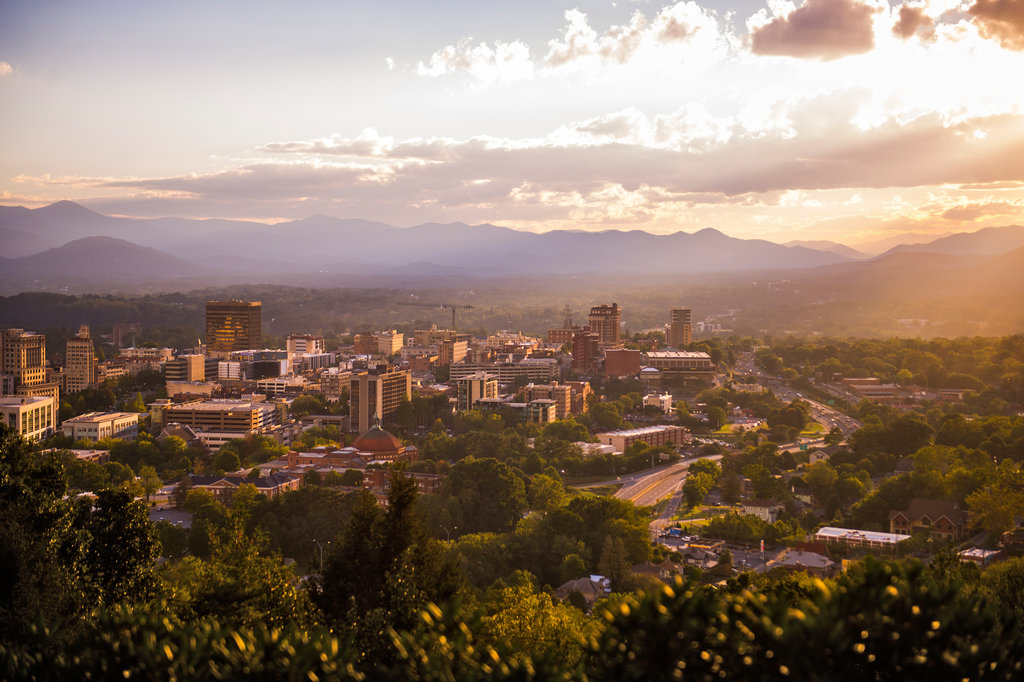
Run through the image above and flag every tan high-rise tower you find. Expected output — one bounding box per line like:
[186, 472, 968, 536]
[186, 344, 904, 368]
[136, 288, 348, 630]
[206, 300, 262, 355]
[669, 308, 692, 348]
[1, 328, 47, 393]
[349, 366, 412, 433]
[65, 325, 97, 393]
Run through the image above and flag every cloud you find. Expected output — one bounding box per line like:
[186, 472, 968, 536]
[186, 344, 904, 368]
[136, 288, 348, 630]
[940, 200, 1019, 220]
[543, 3, 725, 67]
[0, 61, 13, 76]
[970, 0, 1024, 50]
[261, 129, 395, 158]
[893, 4, 936, 40]
[416, 38, 534, 84]
[544, 9, 648, 66]
[413, 3, 726, 85]
[750, 0, 882, 60]
[41, 108, 1024, 232]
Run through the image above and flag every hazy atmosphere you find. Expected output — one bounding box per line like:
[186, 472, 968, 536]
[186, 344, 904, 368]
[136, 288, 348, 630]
[3, 0, 1024, 245]
[5, 3, 1024, 680]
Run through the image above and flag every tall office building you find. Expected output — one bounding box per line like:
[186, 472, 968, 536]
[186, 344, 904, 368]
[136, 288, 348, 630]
[455, 372, 498, 411]
[572, 330, 601, 372]
[588, 303, 621, 347]
[206, 300, 262, 355]
[1, 328, 48, 394]
[349, 366, 412, 433]
[669, 308, 693, 348]
[65, 325, 97, 393]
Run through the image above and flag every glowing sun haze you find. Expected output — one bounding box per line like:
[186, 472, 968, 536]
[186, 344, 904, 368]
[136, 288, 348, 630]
[2, 0, 1024, 246]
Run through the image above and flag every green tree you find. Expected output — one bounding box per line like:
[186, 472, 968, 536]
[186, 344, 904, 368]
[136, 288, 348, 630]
[154, 520, 188, 558]
[803, 461, 839, 502]
[482, 573, 595, 663]
[542, 419, 591, 443]
[0, 425, 81, 642]
[339, 469, 364, 486]
[290, 393, 328, 418]
[981, 556, 1024, 617]
[598, 535, 633, 592]
[967, 463, 1024, 541]
[706, 405, 728, 430]
[71, 489, 159, 605]
[138, 464, 162, 501]
[589, 402, 624, 431]
[720, 471, 742, 504]
[445, 457, 528, 535]
[688, 458, 721, 482]
[528, 473, 565, 512]
[160, 529, 309, 629]
[212, 448, 241, 473]
[683, 473, 714, 507]
[315, 471, 462, 663]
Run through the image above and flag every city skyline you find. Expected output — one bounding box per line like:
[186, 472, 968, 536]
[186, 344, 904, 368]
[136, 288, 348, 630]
[2, 0, 1024, 246]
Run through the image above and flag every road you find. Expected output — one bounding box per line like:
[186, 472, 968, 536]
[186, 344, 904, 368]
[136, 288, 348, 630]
[614, 455, 724, 507]
[615, 461, 690, 506]
[734, 351, 862, 437]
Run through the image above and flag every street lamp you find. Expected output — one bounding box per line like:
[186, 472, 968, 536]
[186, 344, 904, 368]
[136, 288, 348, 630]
[313, 539, 330, 573]
[441, 525, 458, 542]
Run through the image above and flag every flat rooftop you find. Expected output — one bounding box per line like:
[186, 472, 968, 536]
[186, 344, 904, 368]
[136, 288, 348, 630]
[815, 526, 911, 545]
[166, 401, 271, 411]
[599, 425, 684, 437]
[643, 351, 712, 359]
[62, 411, 139, 422]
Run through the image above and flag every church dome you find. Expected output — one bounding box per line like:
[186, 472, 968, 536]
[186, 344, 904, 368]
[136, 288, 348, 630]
[352, 424, 404, 454]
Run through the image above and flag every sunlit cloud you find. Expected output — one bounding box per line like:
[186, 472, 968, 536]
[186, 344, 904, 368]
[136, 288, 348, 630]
[7, 1, 1024, 244]
[940, 200, 1021, 220]
[414, 2, 730, 86]
[15, 104, 1021, 242]
[748, 0, 883, 60]
[970, 0, 1024, 50]
[893, 3, 937, 40]
[416, 38, 535, 85]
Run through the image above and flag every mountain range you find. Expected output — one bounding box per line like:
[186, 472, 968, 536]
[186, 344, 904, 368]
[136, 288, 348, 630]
[2, 201, 1024, 297]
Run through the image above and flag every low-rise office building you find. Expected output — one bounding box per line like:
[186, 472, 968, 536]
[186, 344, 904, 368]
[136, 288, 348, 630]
[475, 397, 558, 425]
[640, 351, 715, 387]
[150, 398, 283, 432]
[523, 382, 572, 419]
[450, 358, 559, 385]
[596, 424, 690, 453]
[814, 526, 912, 551]
[62, 411, 140, 441]
[0, 395, 56, 442]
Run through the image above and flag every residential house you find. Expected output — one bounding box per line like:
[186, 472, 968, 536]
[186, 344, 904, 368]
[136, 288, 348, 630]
[888, 498, 967, 541]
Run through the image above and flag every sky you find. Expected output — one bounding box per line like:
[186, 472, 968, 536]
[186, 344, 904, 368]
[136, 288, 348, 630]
[2, 0, 1024, 246]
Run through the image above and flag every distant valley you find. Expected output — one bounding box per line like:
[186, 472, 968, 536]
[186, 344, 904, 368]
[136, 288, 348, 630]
[2, 201, 1024, 337]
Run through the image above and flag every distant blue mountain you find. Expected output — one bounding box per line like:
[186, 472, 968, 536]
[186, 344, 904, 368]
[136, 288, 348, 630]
[0, 201, 852, 276]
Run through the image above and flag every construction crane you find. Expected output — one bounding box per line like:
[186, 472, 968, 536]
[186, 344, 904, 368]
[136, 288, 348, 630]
[561, 304, 574, 329]
[440, 304, 475, 331]
[398, 301, 476, 331]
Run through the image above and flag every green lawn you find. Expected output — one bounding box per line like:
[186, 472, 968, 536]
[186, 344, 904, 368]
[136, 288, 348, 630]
[673, 504, 734, 524]
[800, 421, 825, 436]
[584, 484, 623, 497]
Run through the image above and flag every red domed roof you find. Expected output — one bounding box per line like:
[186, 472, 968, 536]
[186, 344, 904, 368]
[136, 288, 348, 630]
[352, 424, 404, 453]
